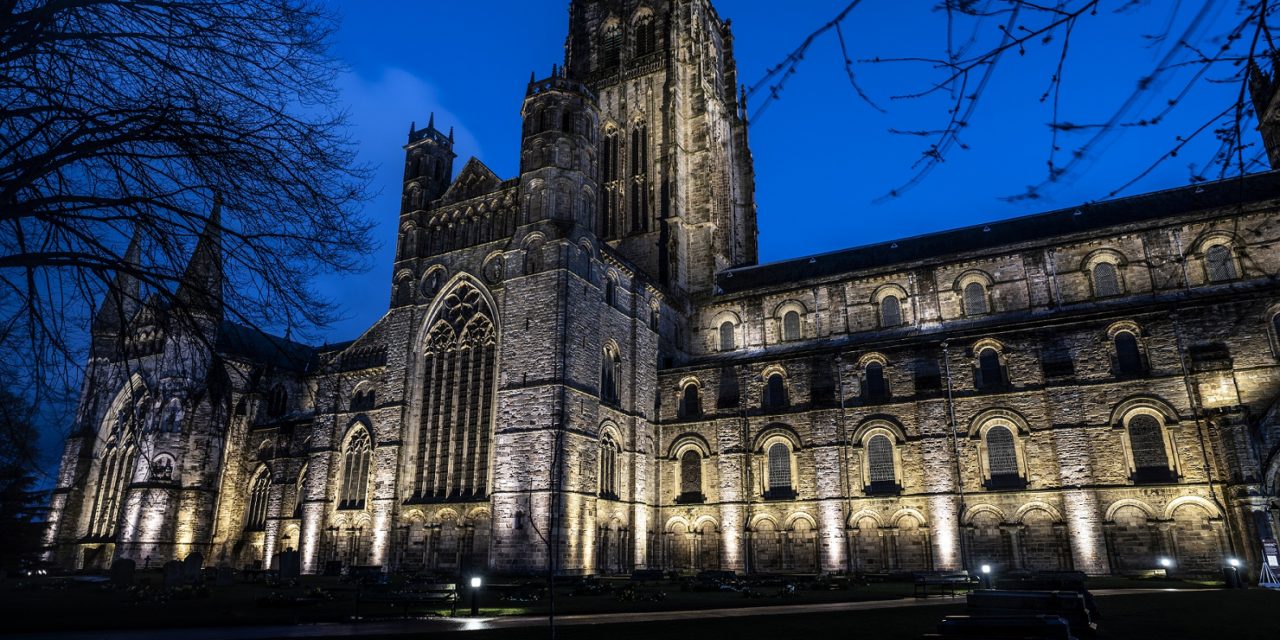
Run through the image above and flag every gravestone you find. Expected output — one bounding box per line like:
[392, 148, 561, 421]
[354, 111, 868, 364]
[215, 566, 234, 587]
[109, 558, 135, 588]
[163, 560, 183, 588]
[277, 550, 301, 581]
[183, 552, 204, 583]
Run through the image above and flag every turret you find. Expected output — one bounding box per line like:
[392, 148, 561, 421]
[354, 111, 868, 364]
[91, 229, 143, 357]
[175, 195, 224, 322]
[519, 67, 600, 229]
[1248, 53, 1280, 169]
[402, 114, 456, 213]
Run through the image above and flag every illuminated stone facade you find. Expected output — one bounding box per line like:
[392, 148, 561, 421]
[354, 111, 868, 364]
[47, 0, 1280, 579]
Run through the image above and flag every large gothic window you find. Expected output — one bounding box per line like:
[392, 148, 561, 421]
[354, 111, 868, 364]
[634, 15, 657, 57]
[1128, 414, 1172, 482]
[245, 467, 270, 531]
[414, 281, 498, 501]
[293, 465, 307, 518]
[601, 344, 622, 406]
[629, 124, 649, 233]
[600, 132, 621, 237]
[601, 23, 622, 68]
[339, 429, 371, 509]
[1205, 244, 1237, 282]
[88, 390, 147, 539]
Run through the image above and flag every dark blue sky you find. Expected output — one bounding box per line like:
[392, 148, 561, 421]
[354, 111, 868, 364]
[316, 1, 1261, 343]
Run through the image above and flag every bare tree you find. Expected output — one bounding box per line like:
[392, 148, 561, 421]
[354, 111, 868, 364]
[747, 0, 1278, 202]
[0, 0, 374, 446]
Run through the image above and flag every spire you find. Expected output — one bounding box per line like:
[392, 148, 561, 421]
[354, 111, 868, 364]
[428, 111, 435, 131]
[92, 227, 143, 336]
[176, 194, 224, 319]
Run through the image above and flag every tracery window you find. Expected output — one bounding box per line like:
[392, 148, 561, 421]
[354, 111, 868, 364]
[245, 467, 270, 531]
[880, 295, 902, 327]
[600, 132, 621, 237]
[719, 321, 736, 351]
[964, 282, 989, 316]
[267, 384, 288, 417]
[629, 124, 649, 232]
[634, 15, 657, 57]
[599, 436, 620, 498]
[1092, 262, 1121, 297]
[782, 310, 801, 341]
[1205, 244, 1237, 282]
[88, 391, 147, 539]
[339, 429, 371, 509]
[293, 466, 307, 518]
[601, 23, 622, 67]
[414, 281, 498, 501]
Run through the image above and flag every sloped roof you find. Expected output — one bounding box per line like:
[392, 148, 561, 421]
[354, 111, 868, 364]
[718, 171, 1280, 294]
[216, 321, 318, 372]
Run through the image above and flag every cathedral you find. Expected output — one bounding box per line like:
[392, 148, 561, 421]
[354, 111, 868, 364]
[45, 0, 1280, 580]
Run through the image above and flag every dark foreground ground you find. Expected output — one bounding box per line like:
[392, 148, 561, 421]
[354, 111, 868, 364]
[4, 573, 1278, 639]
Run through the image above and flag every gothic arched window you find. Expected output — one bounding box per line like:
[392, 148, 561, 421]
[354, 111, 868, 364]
[339, 429, 371, 509]
[634, 15, 657, 57]
[1093, 262, 1121, 297]
[601, 23, 622, 68]
[1205, 244, 1237, 282]
[604, 278, 617, 307]
[245, 467, 270, 531]
[867, 434, 896, 486]
[293, 466, 307, 518]
[767, 442, 792, 493]
[782, 310, 801, 341]
[977, 348, 1004, 389]
[764, 373, 788, 410]
[985, 425, 1020, 483]
[88, 392, 146, 539]
[719, 321, 736, 351]
[601, 344, 621, 406]
[599, 436, 619, 498]
[1128, 414, 1171, 481]
[863, 362, 888, 402]
[414, 281, 498, 501]
[964, 282, 989, 316]
[680, 383, 701, 419]
[880, 296, 902, 327]
[1114, 331, 1145, 375]
[267, 384, 288, 418]
[679, 449, 702, 498]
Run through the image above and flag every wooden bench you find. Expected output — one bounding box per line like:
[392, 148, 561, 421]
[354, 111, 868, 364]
[926, 614, 1076, 639]
[967, 590, 1096, 635]
[363, 582, 458, 617]
[913, 572, 977, 598]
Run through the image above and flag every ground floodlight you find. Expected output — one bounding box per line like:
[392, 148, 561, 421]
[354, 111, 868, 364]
[1227, 558, 1241, 568]
[981, 564, 991, 574]
[470, 576, 482, 589]
[1159, 557, 1172, 568]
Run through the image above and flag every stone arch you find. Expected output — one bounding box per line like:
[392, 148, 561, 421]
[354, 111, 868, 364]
[598, 419, 625, 445]
[963, 504, 1008, 525]
[667, 432, 712, 458]
[966, 407, 1032, 439]
[665, 514, 693, 533]
[1014, 501, 1064, 523]
[1109, 395, 1181, 429]
[847, 509, 885, 529]
[1081, 247, 1130, 271]
[890, 508, 929, 528]
[753, 423, 803, 451]
[851, 416, 908, 444]
[1105, 498, 1158, 521]
[1168, 499, 1225, 573]
[1162, 495, 1222, 520]
[784, 511, 818, 530]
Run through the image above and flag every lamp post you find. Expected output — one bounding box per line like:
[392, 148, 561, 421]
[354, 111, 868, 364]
[980, 563, 992, 589]
[469, 576, 482, 616]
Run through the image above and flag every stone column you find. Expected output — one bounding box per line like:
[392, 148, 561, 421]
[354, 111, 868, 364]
[1002, 524, 1023, 570]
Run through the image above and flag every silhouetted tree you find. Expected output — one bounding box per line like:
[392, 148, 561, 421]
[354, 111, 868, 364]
[0, 0, 373, 430]
[0, 385, 46, 575]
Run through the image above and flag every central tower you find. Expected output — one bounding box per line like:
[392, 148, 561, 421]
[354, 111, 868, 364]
[565, 0, 758, 296]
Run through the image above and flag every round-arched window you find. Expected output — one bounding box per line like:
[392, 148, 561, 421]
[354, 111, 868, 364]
[767, 443, 792, 490]
[867, 434, 895, 484]
[985, 425, 1019, 478]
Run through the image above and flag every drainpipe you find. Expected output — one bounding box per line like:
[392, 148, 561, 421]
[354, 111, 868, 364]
[941, 340, 968, 571]
[1171, 313, 1237, 557]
